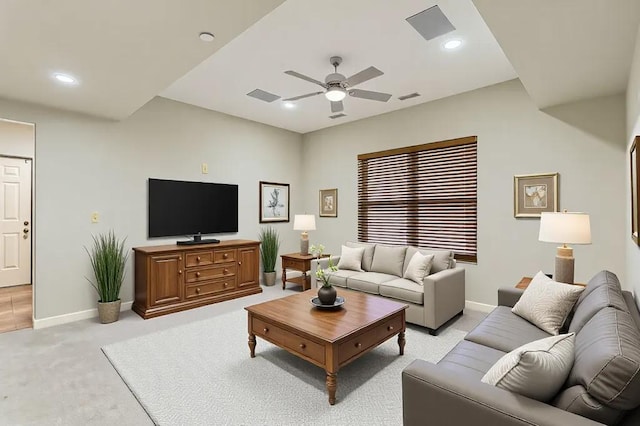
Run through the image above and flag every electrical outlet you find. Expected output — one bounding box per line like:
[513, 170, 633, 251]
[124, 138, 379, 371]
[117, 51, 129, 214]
[201, 163, 209, 174]
[91, 212, 99, 223]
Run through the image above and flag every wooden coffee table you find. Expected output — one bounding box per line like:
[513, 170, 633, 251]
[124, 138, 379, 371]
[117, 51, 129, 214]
[245, 288, 408, 405]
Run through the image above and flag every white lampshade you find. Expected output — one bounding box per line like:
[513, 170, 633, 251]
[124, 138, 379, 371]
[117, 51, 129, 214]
[293, 214, 316, 231]
[325, 87, 346, 102]
[539, 212, 591, 245]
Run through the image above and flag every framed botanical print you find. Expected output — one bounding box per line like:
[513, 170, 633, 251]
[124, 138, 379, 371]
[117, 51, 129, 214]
[319, 188, 338, 217]
[514, 173, 558, 218]
[259, 181, 289, 223]
[631, 137, 639, 244]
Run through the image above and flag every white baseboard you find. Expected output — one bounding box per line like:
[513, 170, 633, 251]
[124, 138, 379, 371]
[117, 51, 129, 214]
[33, 301, 133, 329]
[465, 300, 495, 313]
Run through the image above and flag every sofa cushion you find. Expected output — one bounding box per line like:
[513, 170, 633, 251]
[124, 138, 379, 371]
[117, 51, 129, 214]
[346, 241, 376, 271]
[465, 306, 551, 353]
[553, 385, 627, 425]
[346, 272, 396, 294]
[403, 252, 434, 285]
[567, 307, 640, 410]
[370, 245, 406, 276]
[481, 333, 575, 402]
[379, 278, 424, 305]
[568, 278, 629, 334]
[403, 247, 453, 275]
[575, 270, 621, 308]
[326, 269, 361, 288]
[437, 340, 507, 381]
[336, 245, 364, 272]
[512, 271, 584, 335]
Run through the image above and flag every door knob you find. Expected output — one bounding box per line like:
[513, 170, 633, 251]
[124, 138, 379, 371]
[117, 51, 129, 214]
[23, 228, 29, 234]
[23, 221, 29, 226]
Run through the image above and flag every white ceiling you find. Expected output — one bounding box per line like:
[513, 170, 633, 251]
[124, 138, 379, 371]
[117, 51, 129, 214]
[161, 0, 517, 134]
[0, 0, 285, 120]
[0, 1, 638, 133]
[473, 0, 640, 109]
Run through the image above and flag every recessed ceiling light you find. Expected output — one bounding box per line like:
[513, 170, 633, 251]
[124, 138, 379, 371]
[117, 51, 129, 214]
[53, 73, 77, 84]
[199, 32, 215, 42]
[283, 102, 296, 109]
[443, 39, 462, 50]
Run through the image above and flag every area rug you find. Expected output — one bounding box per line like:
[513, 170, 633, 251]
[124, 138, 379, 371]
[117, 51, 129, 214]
[102, 309, 466, 425]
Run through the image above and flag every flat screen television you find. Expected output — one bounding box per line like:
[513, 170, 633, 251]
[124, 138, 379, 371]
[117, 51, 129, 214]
[148, 178, 238, 243]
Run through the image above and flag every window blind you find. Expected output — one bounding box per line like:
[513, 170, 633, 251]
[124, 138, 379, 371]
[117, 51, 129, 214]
[357, 136, 477, 262]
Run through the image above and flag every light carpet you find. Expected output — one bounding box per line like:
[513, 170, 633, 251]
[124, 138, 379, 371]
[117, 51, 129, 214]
[102, 309, 466, 425]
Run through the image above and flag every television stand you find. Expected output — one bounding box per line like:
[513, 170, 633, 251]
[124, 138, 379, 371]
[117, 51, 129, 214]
[177, 238, 220, 246]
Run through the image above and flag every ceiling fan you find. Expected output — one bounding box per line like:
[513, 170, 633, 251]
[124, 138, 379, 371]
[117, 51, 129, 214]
[283, 56, 392, 114]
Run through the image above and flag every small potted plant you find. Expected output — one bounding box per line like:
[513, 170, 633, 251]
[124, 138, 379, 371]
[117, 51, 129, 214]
[86, 231, 129, 324]
[311, 244, 338, 305]
[259, 226, 280, 286]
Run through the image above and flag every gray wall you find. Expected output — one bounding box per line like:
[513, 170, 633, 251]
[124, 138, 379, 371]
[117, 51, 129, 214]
[0, 119, 34, 158]
[627, 24, 640, 308]
[0, 97, 303, 320]
[302, 79, 627, 306]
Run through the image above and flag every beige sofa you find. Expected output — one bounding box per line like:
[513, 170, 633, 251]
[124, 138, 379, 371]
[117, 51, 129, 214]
[310, 241, 465, 334]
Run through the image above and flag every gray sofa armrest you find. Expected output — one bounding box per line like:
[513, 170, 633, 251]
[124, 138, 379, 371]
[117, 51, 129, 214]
[498, 287, 525, 308]
[310, 256, 341, 288]
[402, 359, 604, 426]
[422, 267, 465, 330]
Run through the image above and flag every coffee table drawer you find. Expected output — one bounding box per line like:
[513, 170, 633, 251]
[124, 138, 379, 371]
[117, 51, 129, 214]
[338, 314, 402, 364]
[251, 317, 325, 364]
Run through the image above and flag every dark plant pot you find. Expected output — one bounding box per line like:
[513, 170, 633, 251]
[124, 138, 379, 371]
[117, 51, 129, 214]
[318, 285, 337, 305]
[97, 299, 121, 324]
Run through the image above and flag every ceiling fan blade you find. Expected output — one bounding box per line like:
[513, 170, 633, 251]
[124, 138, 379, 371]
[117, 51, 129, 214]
[349, 89, 392, 102]
[344, 66, 384, 87]
[282, 91, 323, 101]
[284, 70, 328, 88]
[330, 101, 344, 113]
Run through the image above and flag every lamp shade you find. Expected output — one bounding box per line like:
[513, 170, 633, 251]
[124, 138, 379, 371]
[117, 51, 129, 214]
[293, 214, 316, 231]
[538, 212, 591, 245]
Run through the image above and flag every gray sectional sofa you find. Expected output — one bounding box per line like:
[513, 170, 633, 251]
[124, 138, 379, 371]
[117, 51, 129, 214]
[402, 270, 640, 425]
[310, 241, 465, 334]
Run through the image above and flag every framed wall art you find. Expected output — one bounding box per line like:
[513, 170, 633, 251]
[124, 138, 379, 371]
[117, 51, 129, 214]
[631, 137, 639, 244]
[319, 188, 338, 217]
[259, 181, 289, 223]
[514, 173, 558, 218]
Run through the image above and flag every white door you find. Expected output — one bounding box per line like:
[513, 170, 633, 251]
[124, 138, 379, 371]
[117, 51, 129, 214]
[0, 157, 31, 287]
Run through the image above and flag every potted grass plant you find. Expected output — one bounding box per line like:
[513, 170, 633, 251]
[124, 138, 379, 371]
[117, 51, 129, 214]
[86, 231, 129, 323]
[259, 226, 280, 286]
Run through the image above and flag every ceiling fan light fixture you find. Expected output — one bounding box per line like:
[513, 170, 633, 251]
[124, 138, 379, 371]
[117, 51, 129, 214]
[325, 87, 346, 102]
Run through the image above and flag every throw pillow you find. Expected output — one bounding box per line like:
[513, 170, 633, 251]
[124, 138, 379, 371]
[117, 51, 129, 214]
[336, 245, 365, 272]
[403, 252, 435, 285]
[346, 241, 376, 271]
[370, 245, 407, 276]
[481, 333, 575, 402]
[512, 271, 584, 335]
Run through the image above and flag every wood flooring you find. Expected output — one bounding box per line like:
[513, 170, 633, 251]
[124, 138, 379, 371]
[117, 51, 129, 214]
[0, 284, 32, 333]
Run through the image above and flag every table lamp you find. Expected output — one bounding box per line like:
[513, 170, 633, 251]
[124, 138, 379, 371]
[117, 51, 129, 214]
[538, 210, 591, 284]
[293, 214, 316, 255]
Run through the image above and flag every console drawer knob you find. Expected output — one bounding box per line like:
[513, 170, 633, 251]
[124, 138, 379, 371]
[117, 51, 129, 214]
[299, 343, 306, 349]
[195, 287, 201, 294]
[196, 272, 201, 277]
[224, 282, 228, 287]
[223, 253, 228, 259]
[388, 326, 394, 331]
[196, 256, 201, 262]
[263, 328, 269, 333]
[355, 343, 362, 349]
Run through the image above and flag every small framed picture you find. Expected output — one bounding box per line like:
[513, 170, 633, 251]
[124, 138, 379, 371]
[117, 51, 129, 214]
[514, 173, 558, 218]
[319, 188, 338, 217]
[259, 181, 290, 223]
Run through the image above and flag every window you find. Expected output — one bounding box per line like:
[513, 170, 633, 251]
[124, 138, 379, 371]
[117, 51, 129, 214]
[357, 136, 477, 262]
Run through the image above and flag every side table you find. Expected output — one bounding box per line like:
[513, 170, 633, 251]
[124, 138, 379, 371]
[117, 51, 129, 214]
[281, 253, 317, 291]
[516, 276, 586, 290]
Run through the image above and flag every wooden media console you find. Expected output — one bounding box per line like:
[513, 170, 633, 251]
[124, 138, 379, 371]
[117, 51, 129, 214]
[133, 239, 261, 319]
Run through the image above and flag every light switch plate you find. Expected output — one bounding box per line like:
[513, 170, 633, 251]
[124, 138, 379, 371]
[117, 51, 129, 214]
[91, 212, 99, 223]
[201, 163, 209, 174]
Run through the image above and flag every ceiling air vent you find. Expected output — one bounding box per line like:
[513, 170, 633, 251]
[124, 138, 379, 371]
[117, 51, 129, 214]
[406, 5, 455, 41]
[398, 92, 421, 101]
[246, 89, 280, 103]
[329, 113, 347, 119]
